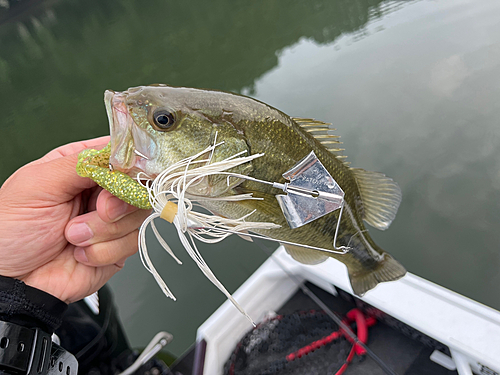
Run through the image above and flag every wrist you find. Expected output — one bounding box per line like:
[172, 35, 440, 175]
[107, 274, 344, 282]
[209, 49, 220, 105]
[0, 276, 68, 334]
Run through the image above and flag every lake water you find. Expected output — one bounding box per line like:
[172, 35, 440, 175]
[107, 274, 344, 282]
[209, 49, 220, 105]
[1, 0, 500, 357]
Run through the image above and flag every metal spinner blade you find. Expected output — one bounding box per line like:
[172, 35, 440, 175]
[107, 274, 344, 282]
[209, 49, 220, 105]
[274, 151, 345, 229]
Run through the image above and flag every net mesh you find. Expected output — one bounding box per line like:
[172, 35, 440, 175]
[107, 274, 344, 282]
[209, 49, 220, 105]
[223, 310, 353, 375]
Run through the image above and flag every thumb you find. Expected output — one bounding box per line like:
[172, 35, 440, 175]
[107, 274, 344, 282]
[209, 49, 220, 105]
[20, 137, 111, 203]
[1, 137, 110, 206]
[9, 152, 98, 205]
[36, 136, 110, 163]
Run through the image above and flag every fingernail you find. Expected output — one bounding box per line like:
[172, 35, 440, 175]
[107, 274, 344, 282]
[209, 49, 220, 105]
[107, 196, 129, 221]
[74, 247, 89, 263]
[67, 223, 93, 244]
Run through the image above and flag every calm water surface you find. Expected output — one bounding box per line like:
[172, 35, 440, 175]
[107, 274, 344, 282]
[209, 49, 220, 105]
[1, 0, 500, 356]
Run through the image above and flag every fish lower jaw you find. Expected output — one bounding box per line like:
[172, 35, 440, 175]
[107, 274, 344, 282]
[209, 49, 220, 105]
[110, 153, 156, 177]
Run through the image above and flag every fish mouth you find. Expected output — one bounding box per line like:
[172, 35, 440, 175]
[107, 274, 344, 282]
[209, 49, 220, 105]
[105, 90, 155, 178]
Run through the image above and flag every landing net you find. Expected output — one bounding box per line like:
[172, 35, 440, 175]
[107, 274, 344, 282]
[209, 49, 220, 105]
[224, 308, 376, 375]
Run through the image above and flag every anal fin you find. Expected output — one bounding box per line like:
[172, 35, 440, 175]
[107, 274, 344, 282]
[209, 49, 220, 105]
[346, 254, 406, 296]
[283, 244, 328, 265]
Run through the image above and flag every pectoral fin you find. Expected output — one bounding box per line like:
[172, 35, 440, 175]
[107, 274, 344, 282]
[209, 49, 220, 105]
[351, 168, 402, 230]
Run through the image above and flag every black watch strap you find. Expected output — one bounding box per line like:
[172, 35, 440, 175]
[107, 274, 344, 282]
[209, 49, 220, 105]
[0, 321, 77, 375]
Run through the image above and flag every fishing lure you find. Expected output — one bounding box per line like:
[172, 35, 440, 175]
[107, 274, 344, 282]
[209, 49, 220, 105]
[77, 137, 352, 324]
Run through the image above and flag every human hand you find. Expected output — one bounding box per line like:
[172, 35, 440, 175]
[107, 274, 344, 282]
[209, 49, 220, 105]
[0, 137, 151, 303]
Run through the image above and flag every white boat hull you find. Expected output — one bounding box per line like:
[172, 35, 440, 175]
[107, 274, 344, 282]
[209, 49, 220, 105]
[196, 246, 500, 375]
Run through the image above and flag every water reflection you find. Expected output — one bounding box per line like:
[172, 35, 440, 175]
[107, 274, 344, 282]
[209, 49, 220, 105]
[0, 0, 409, 180]
[2, 0, 500, 358]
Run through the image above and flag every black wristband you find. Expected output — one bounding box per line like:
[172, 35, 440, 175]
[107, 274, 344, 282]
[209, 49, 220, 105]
[0, 276, 68, 334]
[0, 320, 78, 375]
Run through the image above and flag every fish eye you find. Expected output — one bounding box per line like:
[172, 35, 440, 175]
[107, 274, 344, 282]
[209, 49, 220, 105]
[153, 110, 175, 130]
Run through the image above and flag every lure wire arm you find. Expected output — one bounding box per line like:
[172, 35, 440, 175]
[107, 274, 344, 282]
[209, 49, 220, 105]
[229, 174, 344, 204]
[220, 173, 350, 255]
[190, 227, 349, 255]
[188, 200, 349, 256]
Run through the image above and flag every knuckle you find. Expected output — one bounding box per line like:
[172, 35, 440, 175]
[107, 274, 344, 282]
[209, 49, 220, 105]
[120, 232, 139, 256]
[87, 244, 115, 265]
[86, 230, 139, 266]
[106, 221, 122, 237]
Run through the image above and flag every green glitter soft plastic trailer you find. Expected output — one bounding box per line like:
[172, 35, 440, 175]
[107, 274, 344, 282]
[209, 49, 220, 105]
[76, 142, 152, 210]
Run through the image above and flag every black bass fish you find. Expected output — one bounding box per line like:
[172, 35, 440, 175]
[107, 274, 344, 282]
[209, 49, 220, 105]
[78, 85, 406, 296]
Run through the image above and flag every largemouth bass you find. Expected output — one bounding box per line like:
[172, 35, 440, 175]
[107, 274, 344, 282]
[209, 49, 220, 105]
[80, 85, 406, 296]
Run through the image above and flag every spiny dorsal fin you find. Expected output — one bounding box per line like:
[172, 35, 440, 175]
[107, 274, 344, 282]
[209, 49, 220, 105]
[292, 117, 345, 156]
[351, 168, 402, 231]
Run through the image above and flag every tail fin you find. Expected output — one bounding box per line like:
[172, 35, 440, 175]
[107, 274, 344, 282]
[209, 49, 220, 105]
[347, 254, 406, 296]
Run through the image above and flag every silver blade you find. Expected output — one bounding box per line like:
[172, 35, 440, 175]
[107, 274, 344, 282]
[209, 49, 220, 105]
[275, 151, 344, 228]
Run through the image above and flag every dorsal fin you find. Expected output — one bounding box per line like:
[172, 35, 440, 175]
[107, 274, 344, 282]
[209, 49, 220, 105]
[292, 117, 345, 157]
[351, 168, 402, 230]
